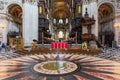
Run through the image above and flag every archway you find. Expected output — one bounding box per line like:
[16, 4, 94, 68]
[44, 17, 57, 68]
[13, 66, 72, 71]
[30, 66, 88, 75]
[98, 3, 115, 47]
[7, 4, 22, 38]
[58, 30, 64, 39]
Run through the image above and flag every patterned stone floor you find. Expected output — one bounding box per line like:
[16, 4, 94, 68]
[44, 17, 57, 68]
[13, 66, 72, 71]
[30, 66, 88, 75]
[94, 48, 120, 62]
[0, 53, 120, 80]
[0, 50, 22, 61]
[0, 48, 120, 62]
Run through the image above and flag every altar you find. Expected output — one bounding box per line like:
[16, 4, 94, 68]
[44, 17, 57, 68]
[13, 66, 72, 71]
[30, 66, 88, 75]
[51, 42, 68, 49]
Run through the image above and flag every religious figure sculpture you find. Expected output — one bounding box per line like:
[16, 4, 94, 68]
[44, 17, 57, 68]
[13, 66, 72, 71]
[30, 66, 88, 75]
[82, 41, 88, 50]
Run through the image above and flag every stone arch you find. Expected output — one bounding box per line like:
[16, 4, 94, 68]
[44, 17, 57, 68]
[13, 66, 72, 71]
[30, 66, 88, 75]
[98, 2, 115, 47]
[7, 3, 23, 43]
[6, 1, 22, 10]
[98, 0, 115, 9]
[98, 3, 115, 20]
[7, 2, 22, 18]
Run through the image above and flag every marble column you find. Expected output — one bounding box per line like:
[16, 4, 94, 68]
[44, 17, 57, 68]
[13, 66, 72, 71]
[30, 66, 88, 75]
[115, 27, 120, 46]
[90, 1, 98, 37]
[0, 18, 7, 44]
[23, 2, 38, 46]
[114, 27, 118, 44]
[114, 3, 120, 45]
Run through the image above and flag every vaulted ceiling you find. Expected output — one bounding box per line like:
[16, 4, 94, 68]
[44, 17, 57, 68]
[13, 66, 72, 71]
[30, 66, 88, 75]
[51, 0, 72, 19]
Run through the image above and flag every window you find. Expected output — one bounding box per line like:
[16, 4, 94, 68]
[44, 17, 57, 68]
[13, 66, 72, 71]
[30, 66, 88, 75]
[39, 6, 42, 14]
[53, 18, 56, 24]
[66, 18, 68, 24]
[78, 5, 81, 13]
[59, 19, 63, 24]
[58, 31, 64, 38]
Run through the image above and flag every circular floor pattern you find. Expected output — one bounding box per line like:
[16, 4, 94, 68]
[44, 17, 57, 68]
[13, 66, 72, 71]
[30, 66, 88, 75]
[0, 53, 120, 80]
[34, 61, 78, 75]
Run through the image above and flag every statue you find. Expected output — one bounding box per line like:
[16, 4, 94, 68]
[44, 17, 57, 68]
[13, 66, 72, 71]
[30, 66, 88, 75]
[82, 41, 88, 50]
[32, 40, 37, 50]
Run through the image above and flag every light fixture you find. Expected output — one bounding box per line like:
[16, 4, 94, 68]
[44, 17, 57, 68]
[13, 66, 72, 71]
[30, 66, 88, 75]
[0, 23, 6, 29]
[114, 23, 120, 28]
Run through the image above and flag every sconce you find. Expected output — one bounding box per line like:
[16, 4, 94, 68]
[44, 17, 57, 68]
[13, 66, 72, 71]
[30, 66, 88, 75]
[114, 23, 120, 28]
[0, 23, 6, 29]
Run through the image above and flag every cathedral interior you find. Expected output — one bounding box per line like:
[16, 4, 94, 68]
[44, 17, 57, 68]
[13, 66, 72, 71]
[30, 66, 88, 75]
[0, 0, 120, 80]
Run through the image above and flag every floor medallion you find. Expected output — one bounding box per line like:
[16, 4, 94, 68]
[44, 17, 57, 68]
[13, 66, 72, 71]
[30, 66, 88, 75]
[0, 53, 120, 80]
[34, 61, 79, 75]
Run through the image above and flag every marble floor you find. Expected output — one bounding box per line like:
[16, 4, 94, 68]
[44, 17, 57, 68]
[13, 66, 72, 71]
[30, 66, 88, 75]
[0, 50, 22, 61]
[0, 51, 120, 80]
[94, 48, 120, 62]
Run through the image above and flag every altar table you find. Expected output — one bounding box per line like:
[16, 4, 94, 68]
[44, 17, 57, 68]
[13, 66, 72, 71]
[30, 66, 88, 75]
[51, 42, 68, 49]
